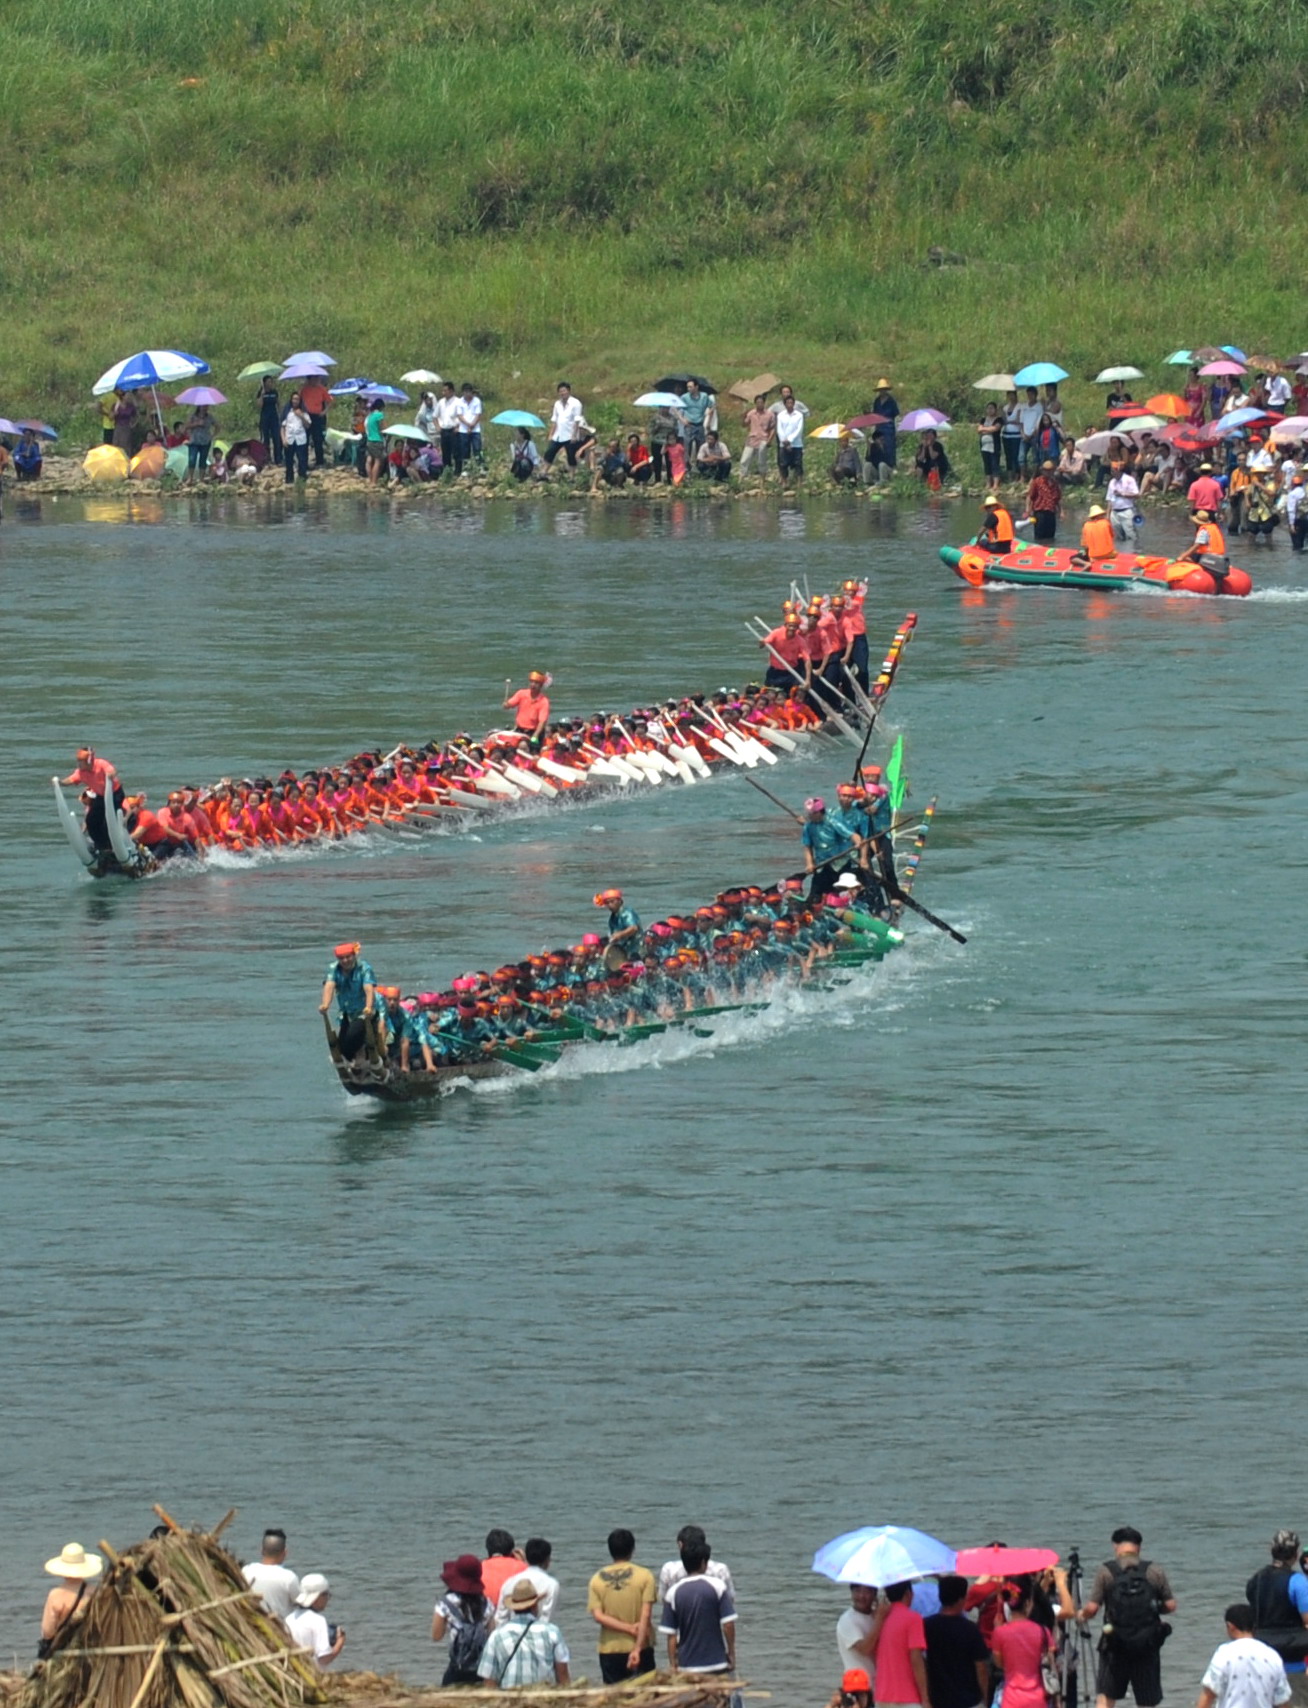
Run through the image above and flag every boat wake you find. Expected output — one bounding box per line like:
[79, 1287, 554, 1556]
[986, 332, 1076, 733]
[1246, 587, 1308, 602]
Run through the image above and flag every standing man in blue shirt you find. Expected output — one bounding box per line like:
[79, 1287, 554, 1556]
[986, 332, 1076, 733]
[319, 941, 377, 1061]
[660, 1538, 736, 1676]
[594, 887, 642, 970]
[677, 381, 715, 462]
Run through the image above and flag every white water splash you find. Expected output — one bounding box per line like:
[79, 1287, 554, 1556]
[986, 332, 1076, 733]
[1247, 587, 1308, 602]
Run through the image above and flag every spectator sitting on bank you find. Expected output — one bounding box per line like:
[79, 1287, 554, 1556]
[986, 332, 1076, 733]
[831, 435, 862, 485]
[627, 433, 653, 483]
[697, 430, 733, 482]
[165, 420, 187, 448]
[14, 428, 44, 481]
[285, 1573, 346, 1668]
[510, 428, 542, 482]
[1058, 439, 1088, 484]
[914, 428, 951, 489]
[599, 439, 631, 487]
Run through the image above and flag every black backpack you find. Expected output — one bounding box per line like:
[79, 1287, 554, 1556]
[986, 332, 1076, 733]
[1104, 1561, 1162, 1652]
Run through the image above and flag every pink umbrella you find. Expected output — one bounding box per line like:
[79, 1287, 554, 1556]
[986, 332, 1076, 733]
[900, 408, 950, 431]
[1271, 415, 1308, 434]
[281, 362, 329, 379]
[1199, 359, 1246, 377]
[954, 1546, 1060, 1577]
[846, 412, 890, 429]
[176, 386, 228, 406]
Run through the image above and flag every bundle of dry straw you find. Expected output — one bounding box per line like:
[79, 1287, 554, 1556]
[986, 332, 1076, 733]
[21, 1507, 325, 1708]
[327, 1672, 753, 1708]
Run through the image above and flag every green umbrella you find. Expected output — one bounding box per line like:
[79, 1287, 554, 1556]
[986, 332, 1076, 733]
[164, 446, 188, 479]
[238, 361, 283, 381]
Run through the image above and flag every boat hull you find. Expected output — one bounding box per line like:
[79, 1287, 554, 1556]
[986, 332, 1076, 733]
[941, 543, 1252, 597]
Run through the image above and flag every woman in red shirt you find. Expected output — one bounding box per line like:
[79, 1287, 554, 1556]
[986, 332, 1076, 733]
[989, 1580, 1055, 1708]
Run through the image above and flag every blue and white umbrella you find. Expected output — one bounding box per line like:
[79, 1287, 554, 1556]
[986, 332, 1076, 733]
[812, 1525, 956, 1587]
[328, 377, 376, 396]
[1012, 362, 1068, 388]
[358, 384, 409, 404]
[92, 350, 210, 396]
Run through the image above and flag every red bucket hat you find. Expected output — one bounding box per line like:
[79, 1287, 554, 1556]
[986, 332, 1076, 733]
[440, 1555, 484, 1596]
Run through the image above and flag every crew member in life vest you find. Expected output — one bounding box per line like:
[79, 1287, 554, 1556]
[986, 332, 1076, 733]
[1176, 508, 1230, 580]
[63, 747, 122, 851]
[1071, 503, 1116, 567]
[978, 494, 1016, 553]
[503, 671, 551, 748]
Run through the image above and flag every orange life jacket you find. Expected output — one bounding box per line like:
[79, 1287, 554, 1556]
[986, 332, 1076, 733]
[1082, 516, 1116, 560]
[988, 506, 1015, 545]
[1198, 520, 1227, 557]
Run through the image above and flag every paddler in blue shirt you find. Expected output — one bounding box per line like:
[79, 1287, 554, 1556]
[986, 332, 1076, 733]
[594, 887, 642, 969]
[319, 941, 377, 1061]
[443, 998, 499, 1061]
[801, 795, 859, 896]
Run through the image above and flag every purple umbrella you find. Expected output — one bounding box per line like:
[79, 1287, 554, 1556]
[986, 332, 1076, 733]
[281, 362, 329, 380]
[286, 350, 336, 366]
[900, 408, 950, 431]
[176, 386, 228, 406]
[359, 384, 409, 404]
[0, 417, 19, 435]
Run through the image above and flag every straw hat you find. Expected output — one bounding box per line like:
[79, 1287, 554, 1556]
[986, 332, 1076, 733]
[45, 1543, 103, 1580]
[875, 377, 891, 389]
[1087, 504, 1107, 518]
[508, 1577, 542, 1610]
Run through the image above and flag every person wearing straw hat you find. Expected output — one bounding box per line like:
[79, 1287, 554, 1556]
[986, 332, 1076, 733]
[1071, 504, 1116, 567]
[871, 377, 900, 478]
[286, 1573, 347, 1668]
[478, 1576, 572, 1688]
[40, 1543, 102, 1657]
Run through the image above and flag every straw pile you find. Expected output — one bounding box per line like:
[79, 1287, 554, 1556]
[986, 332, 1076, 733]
[326, 1672, 754, 1708]
[20, 1508, 325, 1708]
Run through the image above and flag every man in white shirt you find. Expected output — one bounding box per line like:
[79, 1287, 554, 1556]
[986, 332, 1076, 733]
[1267, 372, 1292, 412]
[773, 392, 807, 484]
[242, 1528, 300, 1621]
[456, 382, 484, 474]
[1105, 463, 1141, 542]
[1198, 1604, 1290, 1708]
[545, 382, 585, 468]
[657, 1525, 735, 1603]
[837, 1583, 878, 1680]
[1017, 386, 1044, 474]
[435, 381, 462, 477]
[285, 1573, 347, 1669]
[496, 1537, 561, 1627]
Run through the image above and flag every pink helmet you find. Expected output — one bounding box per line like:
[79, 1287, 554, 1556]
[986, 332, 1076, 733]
[804, 796, 825, 813]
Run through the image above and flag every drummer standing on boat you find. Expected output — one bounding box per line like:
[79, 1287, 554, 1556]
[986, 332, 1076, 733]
[63, 747, 122, 851]
[595, 888, 642, 969]
[504, 672, 551, 749]
[319, 941, 377, 1062]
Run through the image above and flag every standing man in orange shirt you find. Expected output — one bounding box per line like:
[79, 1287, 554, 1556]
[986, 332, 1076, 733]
[503, 672, 552, 748]
[300, 376, 331, 468]
[481, 1531, 525, 1607]
[62, 746, 122, 852]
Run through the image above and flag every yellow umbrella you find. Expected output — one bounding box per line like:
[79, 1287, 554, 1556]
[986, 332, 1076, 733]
[83, 445, 129, 482]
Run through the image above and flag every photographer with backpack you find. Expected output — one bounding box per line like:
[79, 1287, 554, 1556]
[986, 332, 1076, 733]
[1077, 1528, 1176, 1708]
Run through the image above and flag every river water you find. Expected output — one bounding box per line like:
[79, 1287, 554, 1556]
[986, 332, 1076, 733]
[3, 491, 1306, 1699]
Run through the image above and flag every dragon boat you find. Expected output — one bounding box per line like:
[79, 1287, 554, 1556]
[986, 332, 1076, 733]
[327, 800, 941, 1103]
[940, 543, 1252, 597]
[55, 613, 919, 879]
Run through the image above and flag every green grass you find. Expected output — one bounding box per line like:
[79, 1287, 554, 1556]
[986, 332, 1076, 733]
[5, 0, 1308, 469]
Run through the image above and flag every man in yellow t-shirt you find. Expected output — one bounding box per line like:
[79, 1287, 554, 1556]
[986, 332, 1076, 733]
[588, 1529, 657, 1684]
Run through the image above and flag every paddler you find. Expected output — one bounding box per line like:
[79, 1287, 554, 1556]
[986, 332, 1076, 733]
[62, 746, 123, 852]
[1070, 503, 1115, 568]
[442, 998, 499, 1061]
[1175, 508, 1230, 581]
[978, 494, 1016, 554]
[153, 791, 201, 858]
[319, 941, 378, 1063]
[594, 887, 642, 970]
[503, 671, 551, 750]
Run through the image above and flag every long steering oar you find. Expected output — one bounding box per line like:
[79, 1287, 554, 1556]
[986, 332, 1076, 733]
[742, 774, 803, 823]
[878, 878, 967, 944]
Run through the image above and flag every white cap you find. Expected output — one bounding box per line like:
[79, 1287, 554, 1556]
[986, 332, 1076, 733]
[295, 1573, 330, 1606]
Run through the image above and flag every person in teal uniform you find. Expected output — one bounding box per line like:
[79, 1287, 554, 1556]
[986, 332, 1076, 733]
[318, 941, 377, 1061]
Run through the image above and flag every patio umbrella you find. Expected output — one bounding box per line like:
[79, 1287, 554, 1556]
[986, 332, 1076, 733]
[1115, 414, 1166, 431]
[1094, 366, 1144, 383]
[847, 413, 890, 429]
[400, 369, 442, 385]
[954, 1547, 1059, 1577]
[92, 350, 210, 395]
[900, 408, 950, 431]
[490, 410, 546, 428]
[1145, 394, 1188, 417]
[634, 391, 684, 408]
[813, 1526, 956, 1587]
[176, 386, 228, 406]
[1199, 360, 1246, 377]
[237, 362, 283, 381]
[973, 373, 1016, 391]
[655, 373, 715, 394]
[808, 422, 865, 440]
[286, 350, 336, 366]
[1164, 350, 1194, 366]
[1013, 362, 1068, 387]
[383, 423, 428, 442]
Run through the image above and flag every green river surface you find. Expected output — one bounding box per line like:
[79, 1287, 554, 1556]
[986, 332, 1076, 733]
[3, 491, 1307, 1699]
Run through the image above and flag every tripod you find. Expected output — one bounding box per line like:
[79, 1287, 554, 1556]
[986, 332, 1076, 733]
[1059, 1548, 1100, 1708]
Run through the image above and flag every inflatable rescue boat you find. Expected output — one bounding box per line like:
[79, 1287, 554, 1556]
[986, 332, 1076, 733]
[940, 543, 1252, 597]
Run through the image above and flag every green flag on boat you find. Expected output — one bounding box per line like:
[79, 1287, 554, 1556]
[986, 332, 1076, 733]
[887, 734, 906, 811]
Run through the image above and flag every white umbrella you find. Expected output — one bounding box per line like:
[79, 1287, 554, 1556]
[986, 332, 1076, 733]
[812, 1526, 957, 1587]
[400, 369, 442, 385]
[1094, 366, 1145, 383]
[1114, 413, 1166, 431]
[973, 373, 1016, 391]
[633, 391, 684, 407]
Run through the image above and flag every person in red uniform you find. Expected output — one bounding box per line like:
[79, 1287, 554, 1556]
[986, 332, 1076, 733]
[504, 672, 551, 748]
[840, 579, 871, 692]
[759, 614, 810, 693]
[153, 792, 200, 857]
[63, 747, 122, 851]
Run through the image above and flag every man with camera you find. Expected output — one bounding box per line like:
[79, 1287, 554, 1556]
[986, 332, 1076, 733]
[1078, 1526, 1176, 1708]
[826, 1666, 872, 1708]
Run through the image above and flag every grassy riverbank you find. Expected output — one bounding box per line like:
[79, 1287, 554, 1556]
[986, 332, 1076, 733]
[6, 0, 1308, 445]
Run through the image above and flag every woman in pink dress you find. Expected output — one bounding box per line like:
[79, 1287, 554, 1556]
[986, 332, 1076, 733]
[1184, 366, 1207, 426]
[990, 1580, 1056, 1708]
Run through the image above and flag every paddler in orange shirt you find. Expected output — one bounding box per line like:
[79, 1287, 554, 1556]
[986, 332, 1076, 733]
[504, 671, 551, 749]
[1070, 503, 1117, 568]
[978, 494, 1016, 553]
[62, 746, 123, 852]
[840, 578, 870, 691]
[760, 613, 810, 692]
